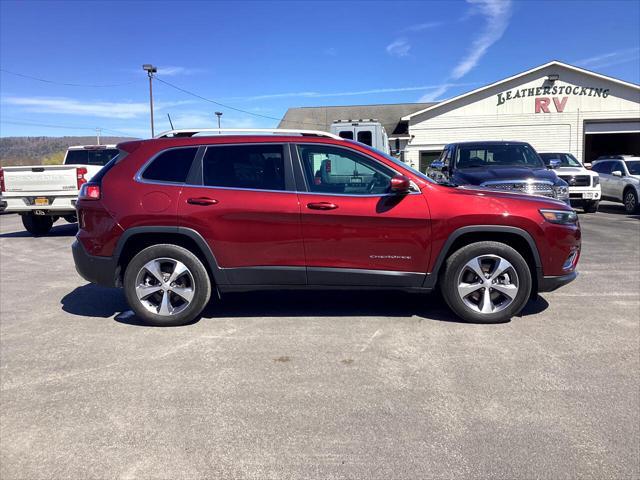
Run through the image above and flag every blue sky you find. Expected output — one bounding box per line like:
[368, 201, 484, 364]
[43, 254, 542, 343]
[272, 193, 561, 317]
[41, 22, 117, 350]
[1, 0, 639, 138]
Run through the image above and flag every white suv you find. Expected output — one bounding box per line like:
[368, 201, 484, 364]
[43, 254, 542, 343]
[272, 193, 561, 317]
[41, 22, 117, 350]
[591, 156, 640, 214]
[539, 153, 601, 213]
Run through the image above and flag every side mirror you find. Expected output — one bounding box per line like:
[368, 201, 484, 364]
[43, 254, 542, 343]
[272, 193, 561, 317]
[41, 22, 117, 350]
[430, 160, 446, 171]
[390, 174, 411, 193]
[548, 159, 561, 169]
[612, 170, 623, 177]
[584, 163, 592, 170]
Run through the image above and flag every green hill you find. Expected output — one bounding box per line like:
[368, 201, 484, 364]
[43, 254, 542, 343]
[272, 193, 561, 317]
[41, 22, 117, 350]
[0, 136, 136, 166]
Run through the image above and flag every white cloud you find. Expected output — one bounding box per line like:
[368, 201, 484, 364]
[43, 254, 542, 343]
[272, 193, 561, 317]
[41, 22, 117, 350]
[228, 83, 474, 102]
[418, 84, 452, 102]
[2, 96, 191, 119]
[451, 0, 512, 79]
[402, 21, 442, 33]
[157, 66, 203, 76]
[575, 48, 640, 70]
[386, 38, 411, 57]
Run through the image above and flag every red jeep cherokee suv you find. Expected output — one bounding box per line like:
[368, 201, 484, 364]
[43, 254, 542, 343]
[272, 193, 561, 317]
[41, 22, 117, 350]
[72, 129, 580, 326]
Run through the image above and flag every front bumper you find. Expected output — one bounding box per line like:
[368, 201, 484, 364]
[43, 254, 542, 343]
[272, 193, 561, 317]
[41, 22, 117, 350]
[72, 239, 119, 288]
[539, 271, 578, 292]
[568, 186, 601, 202]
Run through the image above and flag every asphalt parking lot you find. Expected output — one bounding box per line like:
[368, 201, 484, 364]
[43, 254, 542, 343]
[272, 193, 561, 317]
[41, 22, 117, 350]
[1, 203, 638, 480]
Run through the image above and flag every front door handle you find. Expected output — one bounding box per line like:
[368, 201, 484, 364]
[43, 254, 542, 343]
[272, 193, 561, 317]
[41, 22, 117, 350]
[307, 202, 338, 210]
[187, 197, 218, 206]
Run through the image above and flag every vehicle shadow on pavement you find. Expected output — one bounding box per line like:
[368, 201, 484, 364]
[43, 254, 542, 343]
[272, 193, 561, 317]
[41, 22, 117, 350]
[0, 222, 78, 238]
[60, 284, 549, 326]
[590, 203, 640, 220]
[61, 283, 129, 318]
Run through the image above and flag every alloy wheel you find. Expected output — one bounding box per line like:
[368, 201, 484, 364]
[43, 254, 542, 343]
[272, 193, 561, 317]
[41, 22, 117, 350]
[624, 191, 636, 212]
[456, 255, 519, 314]
[135, 258, 195, 316]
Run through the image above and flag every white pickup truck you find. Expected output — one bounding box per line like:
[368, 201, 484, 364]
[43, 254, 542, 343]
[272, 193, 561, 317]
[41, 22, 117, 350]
[539, 152, 601, 213]
[0, 145, 119, 235]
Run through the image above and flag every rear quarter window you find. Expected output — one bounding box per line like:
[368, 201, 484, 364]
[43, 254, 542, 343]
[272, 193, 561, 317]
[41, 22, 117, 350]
[141, 147, 198, 183]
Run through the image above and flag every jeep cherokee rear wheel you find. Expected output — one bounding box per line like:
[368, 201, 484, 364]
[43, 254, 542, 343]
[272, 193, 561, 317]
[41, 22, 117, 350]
[442, 241, 532, 324]
[124, 244, 211, 326]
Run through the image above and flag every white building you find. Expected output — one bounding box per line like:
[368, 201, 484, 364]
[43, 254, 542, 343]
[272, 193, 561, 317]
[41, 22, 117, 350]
[279, 61, 639, 172]
[403, 61, 640, 171]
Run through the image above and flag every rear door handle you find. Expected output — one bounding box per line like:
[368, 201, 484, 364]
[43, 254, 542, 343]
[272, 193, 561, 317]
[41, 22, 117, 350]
[307, 202, 338, 210]
[187, 197, 218, 206]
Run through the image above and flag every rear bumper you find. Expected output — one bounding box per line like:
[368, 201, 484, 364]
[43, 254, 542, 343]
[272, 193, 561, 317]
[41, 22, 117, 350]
[539, 271, 578, 292]
[1, 195, 77, 213]
[72, 239, 119, 288]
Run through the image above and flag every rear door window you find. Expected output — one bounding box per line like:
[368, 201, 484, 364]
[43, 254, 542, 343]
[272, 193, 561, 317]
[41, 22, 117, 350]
[65, 148, 120, 166]
[202, 144, 285, 191]
[141, 147, 198, 183]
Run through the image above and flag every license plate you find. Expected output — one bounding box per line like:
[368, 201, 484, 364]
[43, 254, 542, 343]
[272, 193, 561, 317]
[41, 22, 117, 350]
[582, 192, 596, 199]
[34, 197, 49, 206]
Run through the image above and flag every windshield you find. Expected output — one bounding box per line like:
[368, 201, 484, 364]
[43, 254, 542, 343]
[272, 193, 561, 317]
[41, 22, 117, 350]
[626, 161, 640, 175]
[64, 148, 119, 166]
[540, 153, 582, 167]
[356, 142, 434, 183]
[455, 144, 544, 169]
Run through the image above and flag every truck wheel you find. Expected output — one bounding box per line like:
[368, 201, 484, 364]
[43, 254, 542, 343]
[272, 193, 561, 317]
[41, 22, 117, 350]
[21, 214, 53, 236]
[63, 215, 78, 223]
[583, 200, 599, 213]
[123, 244, 211, 327]
[441, 241, 532, 324]
[623, 188, 639, 214]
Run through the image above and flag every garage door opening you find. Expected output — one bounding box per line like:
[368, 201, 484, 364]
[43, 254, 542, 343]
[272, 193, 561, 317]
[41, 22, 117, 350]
[584, 133, 640, 163]
[584, 121, 640, 163]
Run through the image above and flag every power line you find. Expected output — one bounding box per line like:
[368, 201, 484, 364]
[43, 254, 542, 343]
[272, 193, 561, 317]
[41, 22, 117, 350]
[0, 68, 138, 88]
[0, 118, 133, 137]
[154, 76, 326, 127]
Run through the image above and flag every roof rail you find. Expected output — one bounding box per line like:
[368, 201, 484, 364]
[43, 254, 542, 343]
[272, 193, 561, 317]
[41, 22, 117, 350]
[154, 128, 342, 140]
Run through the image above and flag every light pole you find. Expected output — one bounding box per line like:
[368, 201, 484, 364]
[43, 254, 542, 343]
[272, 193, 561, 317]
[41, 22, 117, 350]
[215, 111, 223, 129]
[142, 64, 157, 137]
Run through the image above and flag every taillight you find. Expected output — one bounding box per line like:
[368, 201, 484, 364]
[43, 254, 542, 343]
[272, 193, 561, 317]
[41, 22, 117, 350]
[77, 167, 88, 189]
[79, 183, 100, 200]
[0, 168, 5, 192]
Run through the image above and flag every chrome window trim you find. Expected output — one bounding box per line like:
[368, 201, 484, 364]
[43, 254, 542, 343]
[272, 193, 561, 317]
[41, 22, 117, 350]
[134, 141, 422, 198]
[180, 183, 299, 195]
[134, 145, 201, 186]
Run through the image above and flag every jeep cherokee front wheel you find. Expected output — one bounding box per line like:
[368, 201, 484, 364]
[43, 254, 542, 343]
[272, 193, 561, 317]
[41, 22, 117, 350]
[441, 241, 532, 324]
[124, 244, 212, 326]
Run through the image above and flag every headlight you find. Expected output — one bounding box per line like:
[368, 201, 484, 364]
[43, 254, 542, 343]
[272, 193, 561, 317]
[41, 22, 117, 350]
[540, 209, 578, 224]
[592, 175, 600, 187]
[552, 185, 569, 200]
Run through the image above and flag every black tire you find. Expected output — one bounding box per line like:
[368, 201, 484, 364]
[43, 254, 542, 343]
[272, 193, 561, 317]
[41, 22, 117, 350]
[623, 188, 639, 214]
[21, 214, 53, 236]
[63, 214, 78, 223]
[123, 244, 212, 327]
[583, 200, 599, 213]
[441, 241, 532, 324]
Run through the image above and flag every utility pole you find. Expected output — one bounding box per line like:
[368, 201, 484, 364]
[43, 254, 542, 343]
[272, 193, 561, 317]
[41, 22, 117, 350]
[95, 128, 101, 145]
[215, 111, 223, 129]
[142, 64, 157, 137]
